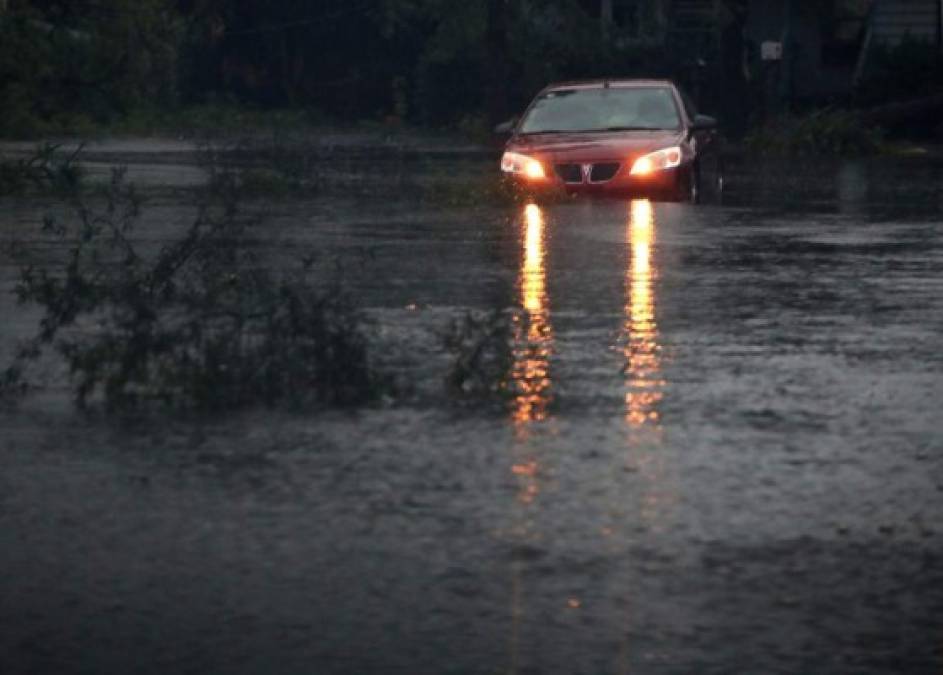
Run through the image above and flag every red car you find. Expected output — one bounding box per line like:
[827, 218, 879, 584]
[499, 79, 723, 202]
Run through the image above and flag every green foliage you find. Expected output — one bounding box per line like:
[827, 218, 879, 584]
[419, 172, 516, 208]
[0, 0, 182, 136]
[3, 169, 380, 411]
[403, 1, 671, 124]
[744, 109, 884, 156]
[0, 1, 679, 134]
[444, 309, 515, 402]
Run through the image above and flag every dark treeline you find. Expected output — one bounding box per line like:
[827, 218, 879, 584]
[2, 0, 940, 137]
[1, 0, 740, 135]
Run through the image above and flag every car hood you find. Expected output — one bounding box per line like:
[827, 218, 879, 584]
[508, 130, 685, 162]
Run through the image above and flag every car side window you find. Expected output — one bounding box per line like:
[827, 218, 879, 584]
[679, 90, 698, 122]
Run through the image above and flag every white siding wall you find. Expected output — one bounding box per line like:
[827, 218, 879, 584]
[872, 0, 941, 46]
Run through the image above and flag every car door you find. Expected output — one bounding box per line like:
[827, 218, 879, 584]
[678, 87, 723, 201]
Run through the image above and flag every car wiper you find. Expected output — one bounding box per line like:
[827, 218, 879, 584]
[522, 128, 605, 134]
[522, 127, 665, 134]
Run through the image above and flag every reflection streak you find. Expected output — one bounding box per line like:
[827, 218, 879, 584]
[512, 203, 554, 427]
[615, 199, 670, 672]
[508, 203, 555, 674]
[624, 199, 664, 428]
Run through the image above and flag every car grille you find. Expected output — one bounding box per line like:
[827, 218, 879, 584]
[554, 163, 583, 183]
[553, 162, 621, 184]
[590, 162, 620, 182]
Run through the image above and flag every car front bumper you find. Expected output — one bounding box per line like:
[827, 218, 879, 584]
[503, 165, 687, 201]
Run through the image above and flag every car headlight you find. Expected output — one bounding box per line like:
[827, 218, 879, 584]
[501, 151, 546, 180]
[629, 146, 682, 176]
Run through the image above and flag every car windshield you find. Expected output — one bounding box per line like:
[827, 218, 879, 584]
[519, 86, 681, 133]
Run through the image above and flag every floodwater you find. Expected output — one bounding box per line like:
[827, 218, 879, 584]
[2, 144, 943, 674]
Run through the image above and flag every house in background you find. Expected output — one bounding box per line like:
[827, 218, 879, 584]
[864, 0, 942, 48]
[854, 0, 943, 81]
[742, 0, 942, 102]
[587, 0, 941, 101]
[661, 0, 943, 125]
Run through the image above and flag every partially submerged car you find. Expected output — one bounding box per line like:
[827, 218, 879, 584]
[499, 79, 722, 202]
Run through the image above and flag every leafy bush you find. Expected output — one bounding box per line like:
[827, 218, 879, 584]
[3, 169, 380, 411]
[0, 1, 181, 136]
[744, 109, 884, 156]
[444, 309, 515, 402]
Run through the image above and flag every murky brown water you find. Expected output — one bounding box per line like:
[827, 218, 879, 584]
[2, 142, 942, 674]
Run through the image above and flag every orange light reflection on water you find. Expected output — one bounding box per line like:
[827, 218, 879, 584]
[624, 199, 665, 428]
[508, 204, 555, 674]
[511, 203, 554, 428]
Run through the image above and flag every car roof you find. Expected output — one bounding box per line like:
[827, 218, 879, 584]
[540, 79, 676, 94]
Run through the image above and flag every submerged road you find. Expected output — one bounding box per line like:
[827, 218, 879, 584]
[1, 150, 942, 674]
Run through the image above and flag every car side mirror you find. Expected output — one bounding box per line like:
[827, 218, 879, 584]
[493, 116, 519, 136]
[692, 114, 717, 131]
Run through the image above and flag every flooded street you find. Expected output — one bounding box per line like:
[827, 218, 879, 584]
[2, 145, 943, 674]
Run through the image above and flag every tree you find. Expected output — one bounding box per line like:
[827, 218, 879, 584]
[0, 0, 181, 133]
